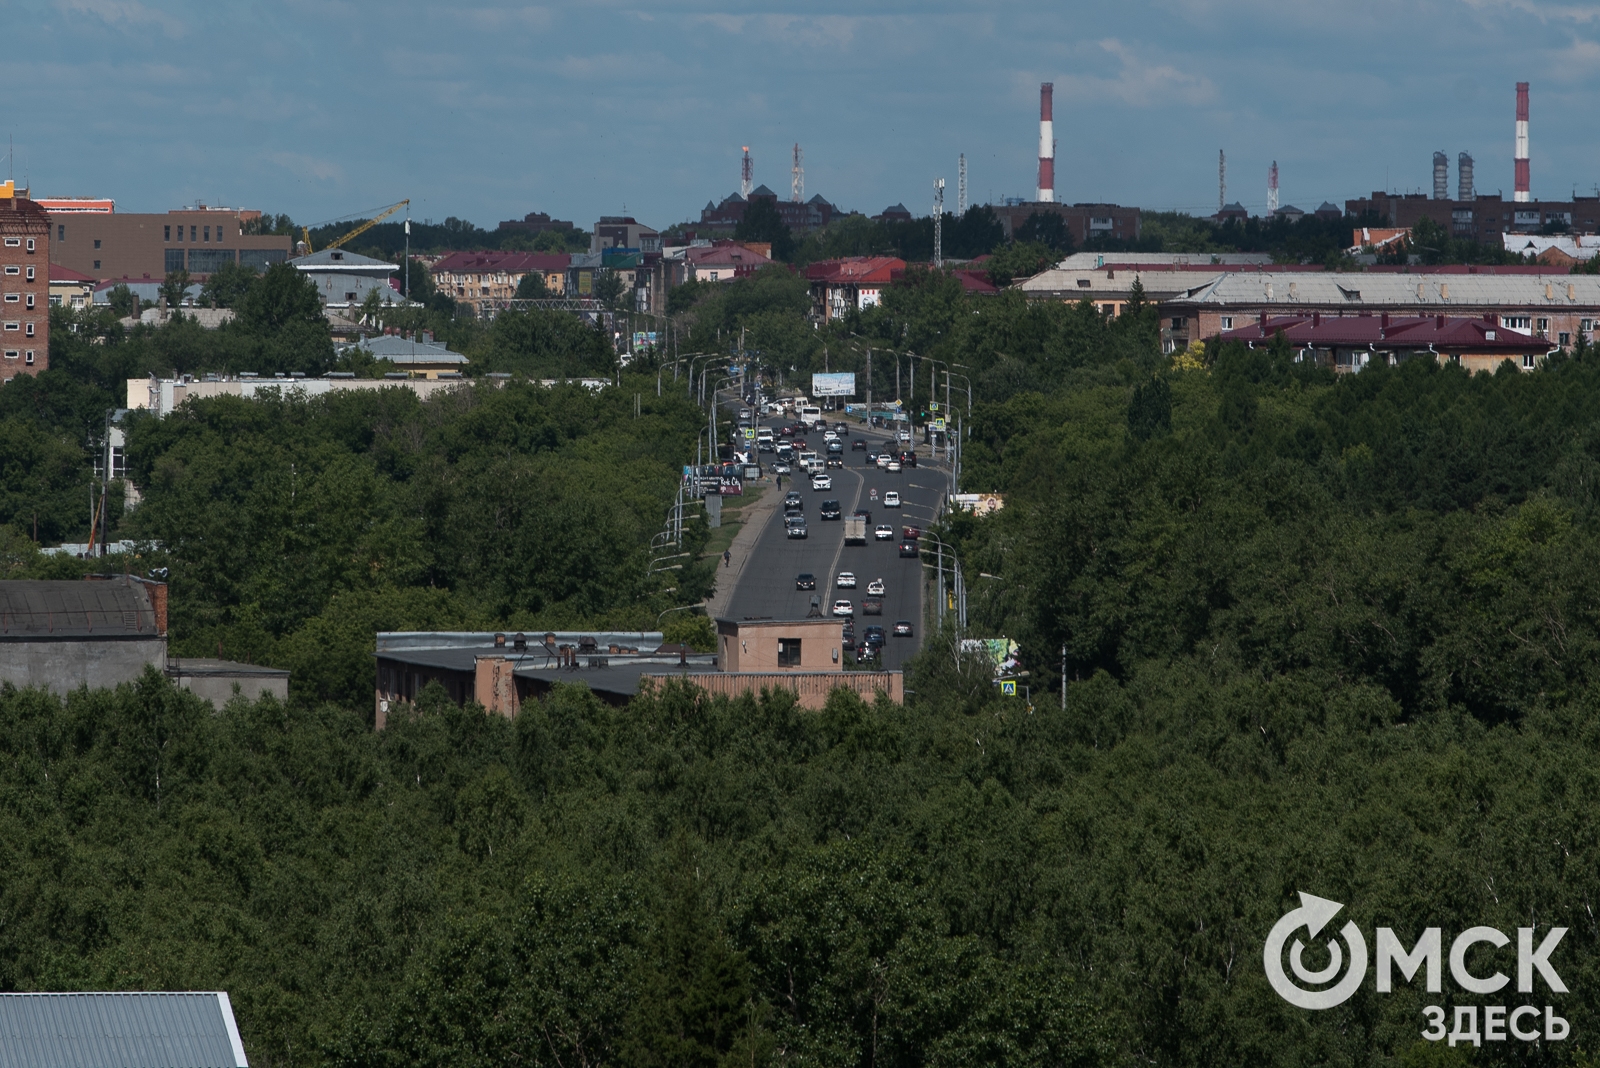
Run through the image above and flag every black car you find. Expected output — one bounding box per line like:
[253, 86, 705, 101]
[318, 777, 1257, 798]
[861, 598, 883, 616]
[820, 499, 842, 520]
[796, 573, 816, 590]
[826, 455, 844, 468]
[853, 509, 871, 524]
[786, 523, 809, 539]
[898, 540, 919, 558]
[893, 620, 914, 637]
[899, 451, 918, 467]
[851, 439, 867, 451]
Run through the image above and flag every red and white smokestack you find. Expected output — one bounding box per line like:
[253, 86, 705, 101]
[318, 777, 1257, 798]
[1514, 81, 1530, 203]
[1037, 82, 1054, 203]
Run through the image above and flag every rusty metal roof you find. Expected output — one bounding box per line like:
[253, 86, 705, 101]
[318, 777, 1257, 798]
[0, 578, 161, 639]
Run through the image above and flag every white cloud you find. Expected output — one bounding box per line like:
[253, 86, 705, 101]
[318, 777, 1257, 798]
[1051, 38, 1217, 108]
[55, 0, 186, 36]
[266, 152, 346, 183]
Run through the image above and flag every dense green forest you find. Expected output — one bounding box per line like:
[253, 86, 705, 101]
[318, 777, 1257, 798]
[4, 257, 1600, 1065]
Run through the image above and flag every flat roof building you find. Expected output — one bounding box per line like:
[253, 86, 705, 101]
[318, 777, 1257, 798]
[48, 204, 291, 281]
[0, 184, 49, 381]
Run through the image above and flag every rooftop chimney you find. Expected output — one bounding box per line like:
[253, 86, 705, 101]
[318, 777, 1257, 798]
[1514, 82, 1530, 203]
[1433, 151, 1448, 200]
[1458, 152, 1475, 202]
[1037, 83, 1055, 203]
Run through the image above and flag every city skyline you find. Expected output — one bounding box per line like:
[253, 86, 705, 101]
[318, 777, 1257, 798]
[5, 0, 1599, 229]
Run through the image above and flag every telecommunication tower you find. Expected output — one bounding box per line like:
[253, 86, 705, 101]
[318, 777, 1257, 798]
[958, 154, 967, 215]
[933, 178, 945, 268]
[1219, 150, 1226, 214]
[740, 146, 752, 198]
[1267, 161, 1279, 215]
[791, 144, 803, 203]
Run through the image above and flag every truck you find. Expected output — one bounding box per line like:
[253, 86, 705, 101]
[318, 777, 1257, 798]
[843, 515, 867, 546]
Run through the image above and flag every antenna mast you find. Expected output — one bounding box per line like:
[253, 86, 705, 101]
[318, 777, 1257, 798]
[740, 146, 752, 198]
[958, 154, 967, 215]
[791, 143, 803, 203]
[1218, 150, 1226, 214]
[933, 178, 945, 269]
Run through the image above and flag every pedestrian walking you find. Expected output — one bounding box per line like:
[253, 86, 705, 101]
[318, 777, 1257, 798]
[724, 549, 732, 568]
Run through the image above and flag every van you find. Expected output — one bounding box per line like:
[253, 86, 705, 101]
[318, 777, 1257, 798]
[757, 427, 774, 443]
[800, 405, 822, 427]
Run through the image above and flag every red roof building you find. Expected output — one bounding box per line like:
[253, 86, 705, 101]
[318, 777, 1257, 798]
[431, 251, 571, 311]
[683, 241, 772, 283]
[805, 257, 905, 320]
[1219, 312, 1554, 374]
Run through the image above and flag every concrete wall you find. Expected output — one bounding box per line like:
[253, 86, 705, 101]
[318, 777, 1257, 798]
[0, 638, 166, 695]
[168, 659, 289, 709]
[717, 618, 846, 672]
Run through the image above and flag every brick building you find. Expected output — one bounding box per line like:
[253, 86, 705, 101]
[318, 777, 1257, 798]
[699, 187, 842, 232]
[806, 257, 906, 320]
[0, 183, 49, 380]
[1345, 191, 1600, 245]
[1217, 312, 1552, 374]
[989, 201, 1142, 244]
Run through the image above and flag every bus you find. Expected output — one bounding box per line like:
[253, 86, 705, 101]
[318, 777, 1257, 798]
[799, 404, 822, 427]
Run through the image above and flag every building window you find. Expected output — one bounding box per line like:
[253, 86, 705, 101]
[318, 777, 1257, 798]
[25, 267, 32, 281]
[1220, 316, 1234, 329]
[1171, 316, 1186, 329]
[1523, 353, 1536, 369]
[164, 225, 171, 241]
[58, 224, 65, 242]
[24, 323, 32, 337]
[165, 249, 184, 272]
[2, 295, 15, 303]
[24, 295, 32, 309]
[2, 323, 17, 332]
[93, 239, 101, 250]
[1536, 317, 1550, 335]
[2, 350, 14, 360]
[1, 238, 16, 247]
[2, 267, 15, 276]
[26, 238, 34, 253]
[1505, 316, 1532, 331]
[1560, 332, 1571, 347]
[191, 227, 197, 241]
[49, 294, 61, 307]
[204, 226, 211, 242]
[23, 350, 32, 364]
[777, 638, 803, 667]
[93, 260, 101, 270]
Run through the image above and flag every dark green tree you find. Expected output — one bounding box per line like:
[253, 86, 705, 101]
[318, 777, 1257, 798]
[199, 261, 261, 308]
[159, 269, 192, 310]
[1127, 374, 1172, 440]
[1014, 211, 1073, 253]
[734, 198, 796, 261]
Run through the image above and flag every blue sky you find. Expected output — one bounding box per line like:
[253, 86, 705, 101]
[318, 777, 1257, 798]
[5, 1, 1599, 231]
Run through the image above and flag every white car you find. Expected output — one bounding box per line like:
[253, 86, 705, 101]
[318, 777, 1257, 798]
[832, 599, 854, 617]
[883, 491, 901, 508]
[886, 460, 902, 473]
[876, 454, 891, 469]
[836, 572, 857, 589]
[811, 474, 833, 491]
[897, 429, 912, 443]
[874, 524, 894, 540]
[867, 578, 886, 595]
[823, 430, 838, 442]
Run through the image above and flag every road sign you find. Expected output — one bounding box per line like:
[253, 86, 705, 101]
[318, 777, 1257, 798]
[742, 428, 755, 440]
[933, 418, 946, 431]
[1001, 680, 1017, 696]
[929, 402, 940, 412]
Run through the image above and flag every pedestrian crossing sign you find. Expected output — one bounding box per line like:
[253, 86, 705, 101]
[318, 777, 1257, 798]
[1001, 680, 1017, 696]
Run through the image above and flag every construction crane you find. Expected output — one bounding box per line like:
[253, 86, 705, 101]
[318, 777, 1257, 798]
[299, 199, 409, 255]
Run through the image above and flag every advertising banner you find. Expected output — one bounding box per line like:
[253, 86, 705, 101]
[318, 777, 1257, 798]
[812, 372, 857, 397]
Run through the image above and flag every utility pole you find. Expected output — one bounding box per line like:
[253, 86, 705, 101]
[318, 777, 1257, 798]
[933, 178, 945, 269]
[866, 348, 872, 426]
[1061, 645, 1067, 710]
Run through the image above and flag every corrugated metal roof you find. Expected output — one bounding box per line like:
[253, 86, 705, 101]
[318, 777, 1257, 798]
[1167, 272, 1600, 308]
[0, 992, 247, 1068]
[0, 578, 160, 639]
[1220, 314, 1548, 352]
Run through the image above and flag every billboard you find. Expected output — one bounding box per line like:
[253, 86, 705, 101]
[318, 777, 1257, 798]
[811, 372, 857, 397]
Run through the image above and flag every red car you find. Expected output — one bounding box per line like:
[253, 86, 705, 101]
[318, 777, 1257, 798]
[901, 525, 921, 540]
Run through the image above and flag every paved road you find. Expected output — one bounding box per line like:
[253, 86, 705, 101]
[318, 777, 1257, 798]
[721, 410, 947, 671]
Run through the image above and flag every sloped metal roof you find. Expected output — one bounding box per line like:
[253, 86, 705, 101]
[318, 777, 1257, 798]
[0, 992, 247, 1068]
[1167, 271, 1600, 309]
[0, 578, 161, 639]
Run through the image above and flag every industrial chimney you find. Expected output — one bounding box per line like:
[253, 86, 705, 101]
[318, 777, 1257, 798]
[1514, 82, 1530, 203]
[1268, 161, 1279, 215]
[1433, 151, 1448, 200]
[1037, 83, 1054, 203]
[1458, 152, 1474, 202]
